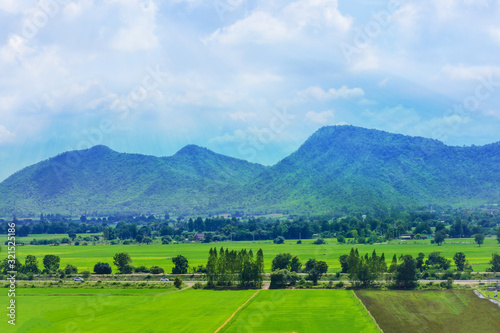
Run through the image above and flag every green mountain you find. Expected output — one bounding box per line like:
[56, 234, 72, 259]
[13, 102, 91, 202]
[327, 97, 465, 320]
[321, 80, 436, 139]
[238, 126, 500, 213]
[1, 126, 499, 216]
[0, 144, 267, 216]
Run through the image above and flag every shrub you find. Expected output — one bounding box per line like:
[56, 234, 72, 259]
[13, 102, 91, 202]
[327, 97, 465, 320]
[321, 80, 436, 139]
[334, 281, 344, 289]
[150, 266, 165, 274]
[134, 265, 149, 273]
[174, 277, 183, 289]
[296, 240, 302, 244]
[81, 271, 91, 279]
[273, 236, 285, 244]
[192, 282, 205, 289]
[94, 263, 112, 274]
[64, 264, 78, 275]
[313, 238, 325, 245]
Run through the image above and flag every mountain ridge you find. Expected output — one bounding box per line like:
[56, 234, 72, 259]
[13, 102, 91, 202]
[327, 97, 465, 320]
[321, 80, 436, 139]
[1, 125, 499, 216]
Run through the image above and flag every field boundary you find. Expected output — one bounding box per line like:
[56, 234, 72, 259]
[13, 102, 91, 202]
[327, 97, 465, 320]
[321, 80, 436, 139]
[353, 290, 384, 333]
[214, 290, 260, 333]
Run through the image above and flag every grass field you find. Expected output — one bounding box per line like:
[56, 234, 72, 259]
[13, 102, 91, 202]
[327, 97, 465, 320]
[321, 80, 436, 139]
[356, 289, 500, 333]
[221, 289, 379, 333]
[1, 288, 256, 333]
[2, 237, 498, 273]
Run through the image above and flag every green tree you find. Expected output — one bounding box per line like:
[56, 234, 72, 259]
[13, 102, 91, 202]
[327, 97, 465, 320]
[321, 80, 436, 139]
[94, 262, 112, 274]
[23, 255, 39, 274]
[271, 253, 292, 271]
[394, 255, 419, 289]
[305, 260, 328, 285]
[43, 255, 60, 273]
[269, 269, 298, 289]
[64, 264, 78, 275]
[475, 233, 485, 247]
[150, 266, 165, 274]
[434, 230, 447, 246]
[339, 254, 349, 273]
[113, 253, 132, 274]
[290, 255, 302, 273]
[416, 253, 425, 272]
[453, 252, 466, 271]
[172, 255, 189, 274]
[426, 252, 451, 270]
[273, 236, 285, 244]
[174, 276, 183, 289]
[497, 228, 500, 244]
[488, 253, 500, 272]
[68, 232, 77, 241]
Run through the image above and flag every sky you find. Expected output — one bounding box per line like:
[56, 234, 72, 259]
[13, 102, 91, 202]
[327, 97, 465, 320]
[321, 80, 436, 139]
[1, 0, 500, 181]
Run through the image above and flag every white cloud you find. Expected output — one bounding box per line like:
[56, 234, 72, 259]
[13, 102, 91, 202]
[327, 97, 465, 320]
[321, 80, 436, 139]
[305, 110, 334, 124]
[228, 112, 256, 122]
[0, 34, 33, 64]
[204, 0, 351, 45]
[297, 85, 364, 100]
[0, 125, 15, 144]
[110, 0, 159, 52]
[441, 65, 500, 80]
[0, 1, 33, 14]
[490, 27, 500, 43]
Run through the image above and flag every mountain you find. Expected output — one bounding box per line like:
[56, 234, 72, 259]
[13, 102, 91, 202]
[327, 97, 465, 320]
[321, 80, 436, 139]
[0, 145, 267, 216]
[1, 125, 499, 217]
[237, 126, 500, 213]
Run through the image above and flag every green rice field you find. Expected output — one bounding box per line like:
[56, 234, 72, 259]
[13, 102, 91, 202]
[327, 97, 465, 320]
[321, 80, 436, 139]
[3, 237, 499, 273]
[221, 289, 379, 333]
[1, 288, 256, 333]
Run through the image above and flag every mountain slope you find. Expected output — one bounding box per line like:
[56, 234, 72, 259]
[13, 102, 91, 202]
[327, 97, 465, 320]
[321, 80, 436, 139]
[1, 126, 499, 216]
[236, 126, 500, 213]
[0, 145, 267, 216]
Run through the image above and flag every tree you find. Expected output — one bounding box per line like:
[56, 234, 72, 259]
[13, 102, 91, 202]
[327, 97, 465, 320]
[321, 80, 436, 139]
[434, 230, 447, 246]
[497, 228, 500, 244]
[94, 262, 112, 274]
[113, 253, 132, 274]
[290, 256, 302, 273]
[269, 269, 298, 289]
[68, 232, 77, 241]
[174, 276, 183, 289]
[150, 266, 165, 274]
[313, 238, 325, 245]
[172, 255, 189, 274]
[426, 252, 451, 270]
[273, 236, 285, 244]
[488, 253, 500, 272]
[453, 252, 466, 271]
[305, 260, 328, 285]
[23, 255, 39, 274]
[337, 235, 346, 244]
[64, 264, 78, 275]
[393, 255, 419, 289]
[43, 255, 60, 273]
[416, 253, 425, 272]
[271, 253, 292, 271]
[475, 233, 485, 247]
[339, 254, 349, 273]
[142, 237, 153, 244]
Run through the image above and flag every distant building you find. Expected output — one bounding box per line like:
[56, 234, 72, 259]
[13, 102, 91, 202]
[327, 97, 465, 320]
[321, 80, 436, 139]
[194, 233, 205, 241]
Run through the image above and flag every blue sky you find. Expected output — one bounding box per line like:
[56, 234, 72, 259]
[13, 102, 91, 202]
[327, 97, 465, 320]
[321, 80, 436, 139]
[1, 0, 500, 181]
